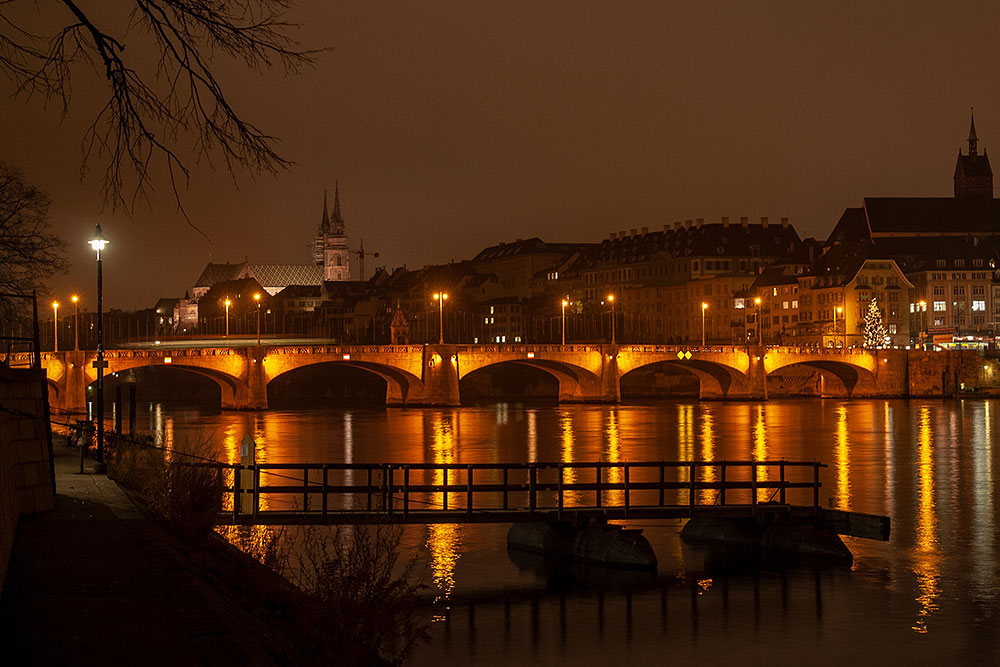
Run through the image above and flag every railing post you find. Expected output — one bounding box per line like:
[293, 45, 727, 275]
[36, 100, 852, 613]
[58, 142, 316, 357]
[624, 464, 630, 518]
[751, 462, 758, 506]
[442, 466, 448, 511]
[367, 467, 373, 511]
[557, 463, 564, 518]
[403, 466, 410, 520]
[232, 464, 241, 523]
[596, 462, 602, 508]
[303, 466, 310, 512]
[658, 464, 665, 506]
[467, 465, 473, 518]
[813, 463, 820, 507]
[529, 464, 537, 517]
[689, 462, 695, 507]
[252, 465, 260, 523]
[720, 462, 727, 505]
[779, 461, 786, 505]
[503, 467, 509, 510]
[322, 465, 329, 518]
[386, 465, 393, 514]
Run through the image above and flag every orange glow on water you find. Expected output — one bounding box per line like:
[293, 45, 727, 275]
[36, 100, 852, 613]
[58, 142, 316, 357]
[834, 404, 851, 509]
[911, 405, 940, 634]
[426, 412, 461, 605]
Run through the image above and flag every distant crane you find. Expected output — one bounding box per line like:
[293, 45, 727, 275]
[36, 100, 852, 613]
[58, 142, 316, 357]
[353, 238, 380, 281]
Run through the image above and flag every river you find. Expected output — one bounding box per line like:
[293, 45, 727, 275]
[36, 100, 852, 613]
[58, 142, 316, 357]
[144, 398, 999, 664]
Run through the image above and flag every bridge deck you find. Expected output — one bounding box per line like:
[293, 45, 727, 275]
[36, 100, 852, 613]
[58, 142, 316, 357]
[213, 459, 829, 526]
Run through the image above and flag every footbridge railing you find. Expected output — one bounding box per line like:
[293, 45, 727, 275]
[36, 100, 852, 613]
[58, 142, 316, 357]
[214, 459, 827, 526]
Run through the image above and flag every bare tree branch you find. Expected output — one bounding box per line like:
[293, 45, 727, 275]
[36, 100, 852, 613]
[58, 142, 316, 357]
[0, 1, 322, 225]
[0, 160, 68, 324]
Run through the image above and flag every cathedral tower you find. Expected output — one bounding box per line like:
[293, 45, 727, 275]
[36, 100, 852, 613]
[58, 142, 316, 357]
[313, 183, 351, 281]
[954, 109, 993, 199]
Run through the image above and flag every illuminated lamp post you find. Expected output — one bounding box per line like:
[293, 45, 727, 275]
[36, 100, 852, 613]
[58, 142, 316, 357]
[433, 292, 448, 344]
[754, 297, 762, 344]
[834, 305, 843, 348]
[561, 298, 569, 346]
[71, 295, 79, 350]
[701, 302, 708, 347]
[607, 294, 616, 344]
[224, 298, 232, 338]
[89, 224, 109, 467]
[52, 301, 59, 351]
[254, 293, 262, 346]
[918, 300, 927, 349]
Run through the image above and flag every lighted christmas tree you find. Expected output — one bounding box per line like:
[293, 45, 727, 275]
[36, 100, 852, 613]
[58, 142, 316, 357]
[863, 297, 888, 349]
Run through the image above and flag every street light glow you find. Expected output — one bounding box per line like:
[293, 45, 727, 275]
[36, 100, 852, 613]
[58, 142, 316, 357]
[88, 224, 109, 255]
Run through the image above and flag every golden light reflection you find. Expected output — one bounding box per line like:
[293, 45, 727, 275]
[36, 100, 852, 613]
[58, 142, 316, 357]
[700, 408, 716, 504]
[752, 405, 768, 503]
[834, 404, 850, 509]
[911, 405, 940, 634]
[426, 412, 461, 605]
[559, 410, 581, 505]
[604, 410, 623, 506]
[677, 404, 694, 461]
[883, 402, 894, 512]
[970, 401, 996, 598]
[527, 409, 537, 461]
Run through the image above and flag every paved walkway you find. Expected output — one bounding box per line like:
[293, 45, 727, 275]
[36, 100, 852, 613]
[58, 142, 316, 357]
[0, 444, 292, 666]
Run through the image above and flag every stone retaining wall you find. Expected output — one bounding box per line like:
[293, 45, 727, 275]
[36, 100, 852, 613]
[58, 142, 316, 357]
[1, 365, 55, 594]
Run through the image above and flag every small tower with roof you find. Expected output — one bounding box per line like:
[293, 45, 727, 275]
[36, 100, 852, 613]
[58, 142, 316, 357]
[314, 183, 351, 280]
[954, 109, 994, 199]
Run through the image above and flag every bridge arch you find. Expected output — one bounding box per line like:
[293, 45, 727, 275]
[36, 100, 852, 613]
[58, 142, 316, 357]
[99, 362, 243, 409]
[264, 359, 424, 407]
[764, 349, 877, 398]
[458, 359, 599, 402]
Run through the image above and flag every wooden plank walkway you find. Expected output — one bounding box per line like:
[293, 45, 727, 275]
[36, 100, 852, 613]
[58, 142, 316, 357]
[213, 460, 829, 526]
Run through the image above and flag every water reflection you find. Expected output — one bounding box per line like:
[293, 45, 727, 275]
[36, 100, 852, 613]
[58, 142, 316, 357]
[604, 410, 623, 506]
[834, 404, 851, 509]
[140, 399, 1000, 662]
[752, 405, 768, 502]
[426, 412, 462, 608]
[699, 408, 715, 504]
[911, 405, 940, 634]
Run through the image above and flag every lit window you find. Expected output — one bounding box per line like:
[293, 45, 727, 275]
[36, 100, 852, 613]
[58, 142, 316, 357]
[973, 300, 986, 311]
[933, 301, 946, 312]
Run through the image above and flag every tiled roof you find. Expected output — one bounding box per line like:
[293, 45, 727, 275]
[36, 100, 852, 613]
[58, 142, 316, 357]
[247, 264, 323, 288]
[194, 263, 242, 288]
[861, 197, 1000, 235]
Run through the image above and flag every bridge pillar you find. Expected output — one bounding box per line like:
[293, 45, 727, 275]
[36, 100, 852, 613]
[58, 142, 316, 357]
[602, 347, 622, 403]
[245, 347, 269, 410]
[419, 345, 461, 406]
[745, 346, 768, 400]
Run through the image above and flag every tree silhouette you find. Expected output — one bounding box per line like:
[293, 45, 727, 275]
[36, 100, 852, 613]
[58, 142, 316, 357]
[1, 1, 320, 218]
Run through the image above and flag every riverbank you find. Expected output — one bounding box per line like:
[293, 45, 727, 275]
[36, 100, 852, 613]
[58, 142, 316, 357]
[0, 443, 310, 666]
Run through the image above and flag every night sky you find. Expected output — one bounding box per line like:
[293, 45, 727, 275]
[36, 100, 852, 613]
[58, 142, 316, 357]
[4, 2, 1000, 309]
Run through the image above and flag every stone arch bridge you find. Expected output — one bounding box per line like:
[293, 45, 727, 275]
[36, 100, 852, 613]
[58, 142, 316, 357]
[19, 343, 907, 412]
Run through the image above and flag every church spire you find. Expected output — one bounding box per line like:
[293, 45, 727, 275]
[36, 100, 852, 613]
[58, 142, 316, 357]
[320, 189, 330, 234]
[332, 181, 345, 231]
[969, 107, 979, 156]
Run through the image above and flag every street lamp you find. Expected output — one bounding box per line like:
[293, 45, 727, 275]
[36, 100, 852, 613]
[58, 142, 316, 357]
[254, 293, 262, 346]
[754, 297, 762, 344]
[561, 298, 569, 346]
[52, 301, 59, 351]
[607, 294, 616, 344]
[918, 300, 927, 349]
[71, 295, 79, 350]
[834, 306, 843, 348]
[88, 224, 109, 467]
[701, 302, 708, 347]
[224, 298, 232, 337]
[433, 292, 448, 344]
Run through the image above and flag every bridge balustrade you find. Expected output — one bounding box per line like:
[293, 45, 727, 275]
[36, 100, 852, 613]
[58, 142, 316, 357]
[214, 459, 827, 525]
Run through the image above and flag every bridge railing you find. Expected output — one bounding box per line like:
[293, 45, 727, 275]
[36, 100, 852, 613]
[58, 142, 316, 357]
[216, 459, 826, 523]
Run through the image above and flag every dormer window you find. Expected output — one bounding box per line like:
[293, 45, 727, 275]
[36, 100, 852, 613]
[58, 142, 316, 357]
[935, 259, 946, 268]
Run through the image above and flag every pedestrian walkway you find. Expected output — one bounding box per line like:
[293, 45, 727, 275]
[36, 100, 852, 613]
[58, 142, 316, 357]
[0, 443, 295, 666]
